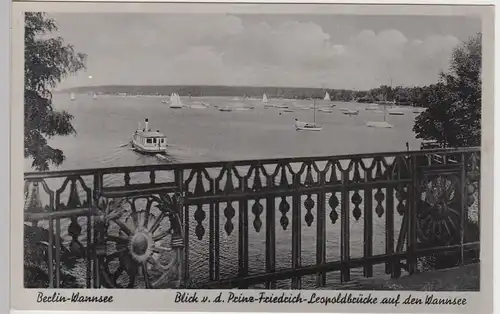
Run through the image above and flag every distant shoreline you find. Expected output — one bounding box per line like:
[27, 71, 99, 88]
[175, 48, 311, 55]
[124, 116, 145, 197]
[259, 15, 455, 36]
[56, 85, 424, 107]
[59, 92, 419, 107]
[57, 85, 349, 99]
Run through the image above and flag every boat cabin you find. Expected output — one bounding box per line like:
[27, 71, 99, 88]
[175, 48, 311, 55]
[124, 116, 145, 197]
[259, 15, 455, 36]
[132, 119, 167, 154]
[133, 131, 166, 146]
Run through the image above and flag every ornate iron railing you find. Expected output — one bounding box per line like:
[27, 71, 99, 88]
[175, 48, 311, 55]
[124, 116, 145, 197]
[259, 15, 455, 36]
[23, 148, 481, 289]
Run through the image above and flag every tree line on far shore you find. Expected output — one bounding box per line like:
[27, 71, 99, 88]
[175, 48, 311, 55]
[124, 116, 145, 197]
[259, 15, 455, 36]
[60, 84, 452, 108]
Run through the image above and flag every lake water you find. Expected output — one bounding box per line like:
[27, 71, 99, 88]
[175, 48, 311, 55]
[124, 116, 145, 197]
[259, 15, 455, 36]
[26, 94, 421, 289]
[36, 94, 421, 170]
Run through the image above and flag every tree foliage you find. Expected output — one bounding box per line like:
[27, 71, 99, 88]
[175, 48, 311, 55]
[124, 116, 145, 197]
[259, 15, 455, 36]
[24, 12, 86, 171]
[413, 33, 482, 147]
[24, 12, 86, 288]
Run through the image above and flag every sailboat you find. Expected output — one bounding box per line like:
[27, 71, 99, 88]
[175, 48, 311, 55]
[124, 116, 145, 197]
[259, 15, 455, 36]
[366, 97, 393, 128]
[388, 101, 405, 115]
[190, 102, 208, 109]
[262, 93, 268, 103]
[295, 99, 323, 131]
[169, 93, 183, 109]
[262, 93, 275, 108]
[340, 108, 359, 116]
[324, 91, 331, 101]
[93, 93, 98, 100]
[70, 93, 76, 101]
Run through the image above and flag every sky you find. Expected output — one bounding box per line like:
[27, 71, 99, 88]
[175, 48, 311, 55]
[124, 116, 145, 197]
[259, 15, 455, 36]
[44, 12, 481, 90]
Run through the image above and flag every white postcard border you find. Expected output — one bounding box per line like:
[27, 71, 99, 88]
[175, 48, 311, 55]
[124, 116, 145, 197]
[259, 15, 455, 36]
[9, 1, 495, 313]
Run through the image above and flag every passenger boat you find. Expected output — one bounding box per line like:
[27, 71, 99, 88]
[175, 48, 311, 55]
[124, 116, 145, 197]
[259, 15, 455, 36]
[131, 119, 167, 154]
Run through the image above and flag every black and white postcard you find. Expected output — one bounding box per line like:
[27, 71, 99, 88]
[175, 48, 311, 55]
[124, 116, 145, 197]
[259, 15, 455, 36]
[10, 1, 495, 313]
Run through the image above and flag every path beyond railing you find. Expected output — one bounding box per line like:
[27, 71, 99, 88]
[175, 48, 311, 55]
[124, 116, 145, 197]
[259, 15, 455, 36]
[23, 148, 481, 289]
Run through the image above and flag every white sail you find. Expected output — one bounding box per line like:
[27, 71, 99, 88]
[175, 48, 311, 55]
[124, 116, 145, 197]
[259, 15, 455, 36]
[70, 93, 76, 101]
[324, 92, 330, 101]
[262, 93, 268, 103]
[170, 93, 183, 108]
[93, 93, 97, 99]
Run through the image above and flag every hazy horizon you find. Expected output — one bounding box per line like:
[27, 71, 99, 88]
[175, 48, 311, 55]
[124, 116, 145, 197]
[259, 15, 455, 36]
[43, 12, 481, 91]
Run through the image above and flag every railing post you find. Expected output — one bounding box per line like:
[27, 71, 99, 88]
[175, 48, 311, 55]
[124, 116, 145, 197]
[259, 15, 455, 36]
[340, 171, 350, 283]
[385, 186, 395, 276]
[291, 173, 302, 289]
[44, 182, 55, 288]
[209, 201, 215, 281]
[175, 169, 189, 286]
[407, 155, 418, 274]
[238, 176, 249, 287]
[92, 173, 103, 288]
[363, 174, 373, 278]
[316, 171, 326, 287]
[459, 152, 467, 265]
[209, 169, 220, 283]
[265, 175, 276, 289]
[86, 209, 92, 288]
[54, 192, 62, 288]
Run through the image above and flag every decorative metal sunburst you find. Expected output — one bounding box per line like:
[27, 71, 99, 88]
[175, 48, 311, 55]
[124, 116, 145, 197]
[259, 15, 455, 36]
[417, 175, 461, 246]
[98, 193, 184, 289]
